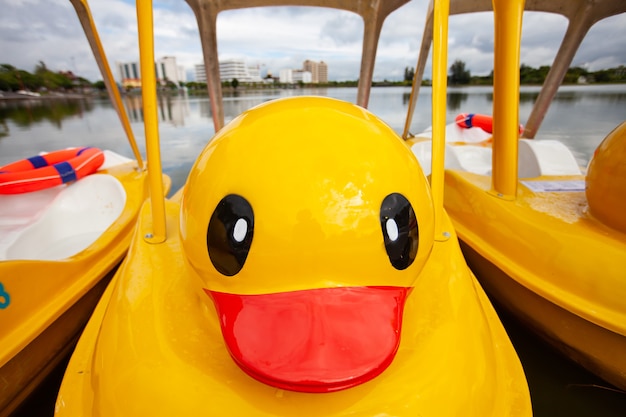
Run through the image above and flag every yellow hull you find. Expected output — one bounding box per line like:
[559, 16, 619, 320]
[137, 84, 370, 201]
[0, 273, 113, 417]
[0, 163, 170, 417]
[444, 170, 626, 390]
[56, 200, 530, 417]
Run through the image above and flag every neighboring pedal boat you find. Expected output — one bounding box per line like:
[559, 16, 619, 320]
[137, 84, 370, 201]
[405, 0, 626, 391]
[0, 0, 171, 415]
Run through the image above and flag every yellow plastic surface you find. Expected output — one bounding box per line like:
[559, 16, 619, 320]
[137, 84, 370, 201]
[1, 164, 170, 415]
[586, 121, 626, 234]
[0, 164, 145, 368]
[56, 97, 530, 416]
[443, 169, 626, 388]
[180, 97, 435, 294]
[430, 0, 449, 239]
[138, 0, 166, 242]
[427, 0, 626, 390]
[491, 0, 524, 198]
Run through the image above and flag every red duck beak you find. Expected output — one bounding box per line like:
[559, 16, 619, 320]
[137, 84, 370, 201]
[205, 286, 410, 393]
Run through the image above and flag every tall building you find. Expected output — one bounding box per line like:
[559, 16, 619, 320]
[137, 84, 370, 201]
[317, 61, 328, 83]
[302, 60, 328, 83]
[117, 56, 186, 88]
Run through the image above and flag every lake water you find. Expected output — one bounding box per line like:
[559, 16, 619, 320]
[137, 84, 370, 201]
[3, 85, 626, 416]
[3, 84, 626, 194]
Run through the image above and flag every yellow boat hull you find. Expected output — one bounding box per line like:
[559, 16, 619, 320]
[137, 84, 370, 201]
[444, 170, 626, 391]
[0, 162, 170, 417]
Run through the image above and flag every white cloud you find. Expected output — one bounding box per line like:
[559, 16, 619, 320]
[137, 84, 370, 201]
[0, 0, 624, 83]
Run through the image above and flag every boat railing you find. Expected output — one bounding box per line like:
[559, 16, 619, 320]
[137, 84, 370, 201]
[137, 0, 167, 243]
[430, 0, 450, 239]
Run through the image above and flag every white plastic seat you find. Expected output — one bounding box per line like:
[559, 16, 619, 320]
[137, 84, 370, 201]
[411, 141, 492, 176]
[2, 174, 126, 261]
[412, 135, 582, 179]
[518, 139, 581, 178]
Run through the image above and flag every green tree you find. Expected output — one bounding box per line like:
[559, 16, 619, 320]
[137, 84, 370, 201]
[18, 70, 41, 90]
[0, 64, 20, 91]
[231, 78, 239, 89]
[404, 66, 415, 82]
[93, 80, 106, 90]
[564, 66, 589, 83]
[449, 60, 471, 85]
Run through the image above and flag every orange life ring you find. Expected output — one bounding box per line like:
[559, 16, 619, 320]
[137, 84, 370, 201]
[0, 147, 105, 194]
[455, 113, 523, 135]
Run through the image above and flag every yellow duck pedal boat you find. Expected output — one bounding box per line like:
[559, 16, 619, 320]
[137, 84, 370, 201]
[56, 0, 531, 414]
[56, 96, 531, 416]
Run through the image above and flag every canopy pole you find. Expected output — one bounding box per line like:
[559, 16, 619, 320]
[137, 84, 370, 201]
[70, 0, 144, 169]
[137, 0, 167, 243]
[431, 0, 450, 241]
[491, 0, 525, 199]
[402, 0, 433, 140]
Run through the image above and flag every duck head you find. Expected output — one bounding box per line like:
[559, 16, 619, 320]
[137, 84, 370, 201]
[180, 96, 434, 393]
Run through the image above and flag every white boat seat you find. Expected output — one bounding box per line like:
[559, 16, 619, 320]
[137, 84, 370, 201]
[518, 139, 581, 178]
[412, 135, 582, 179]
[446, 145, 493, 176]
[1, 174, 126, 261]
[411, 141, 492, 176]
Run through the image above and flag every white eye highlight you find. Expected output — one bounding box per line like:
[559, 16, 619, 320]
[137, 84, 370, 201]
[385, 218, 399, 241]
[233, 218, 248, 242]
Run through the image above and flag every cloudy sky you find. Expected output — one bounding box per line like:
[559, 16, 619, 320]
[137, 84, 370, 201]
[2, 0, 625, 83]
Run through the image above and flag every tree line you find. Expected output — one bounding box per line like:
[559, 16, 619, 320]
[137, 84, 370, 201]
[418, 60, 626, 85]
[0, 62, 97, 92]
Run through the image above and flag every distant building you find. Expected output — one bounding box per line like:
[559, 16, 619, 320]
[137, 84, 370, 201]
[117, 56, 186, 88]
[303, 60, 328, 83]
[195, 60, 263, 84]
[219, 59, 263, 83]
[247, 64, 262, 81]
[118, 61, 141, 88]
[318, 61, 328, 83]
[293, 69, 312, 83]
[279, 69, 293, 83]
[156, 56, 186, 86]
[194, 64, 207, 83]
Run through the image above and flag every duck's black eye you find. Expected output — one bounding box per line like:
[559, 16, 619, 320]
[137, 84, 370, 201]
[207, 194, 254, 276]
[380, 193, 418, 270]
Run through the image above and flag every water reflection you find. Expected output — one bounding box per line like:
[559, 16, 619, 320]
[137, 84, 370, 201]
[447, 92, 469, 110]
[123, 94, 190, 127]
[2, 85, 626, 177]
[0, 98, 94, 132]
[520, 91, 539, 104]
[402, 90, 471, 110]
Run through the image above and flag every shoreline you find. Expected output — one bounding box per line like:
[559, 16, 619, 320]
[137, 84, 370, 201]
[0, 91, 94, 101]
[2, 81, 624, 102]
